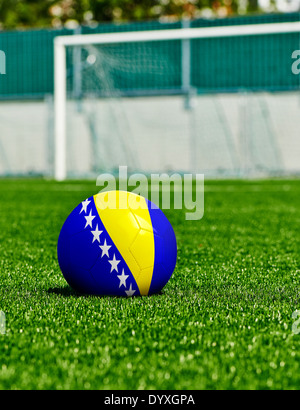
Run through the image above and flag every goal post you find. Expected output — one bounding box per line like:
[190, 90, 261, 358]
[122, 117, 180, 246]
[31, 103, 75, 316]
[54, 22, 300, 181]
[54, 41, 67, 182]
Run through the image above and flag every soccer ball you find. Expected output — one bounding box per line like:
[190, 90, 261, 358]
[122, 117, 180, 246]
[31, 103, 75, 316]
[57, 191, 177, 296]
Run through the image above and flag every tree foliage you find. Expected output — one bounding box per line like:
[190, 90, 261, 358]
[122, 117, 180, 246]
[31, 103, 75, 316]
[0, 0, 263, 30]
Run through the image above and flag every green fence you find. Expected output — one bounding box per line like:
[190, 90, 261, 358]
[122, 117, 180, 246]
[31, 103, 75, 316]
[0, 13, 299, 99]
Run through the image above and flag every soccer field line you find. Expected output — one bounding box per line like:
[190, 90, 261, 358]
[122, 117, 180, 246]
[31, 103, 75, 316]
[203, 184, 294, 193]
[0, 182, 298, 193]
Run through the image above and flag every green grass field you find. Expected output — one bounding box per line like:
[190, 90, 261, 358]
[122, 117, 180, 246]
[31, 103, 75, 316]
[0, 179, 299, 390]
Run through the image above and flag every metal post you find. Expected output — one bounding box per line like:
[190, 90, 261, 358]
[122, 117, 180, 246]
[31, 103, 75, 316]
[73, 26, 82, 103]
[54, 39, 67, 181]
[182, 18, 191, 96]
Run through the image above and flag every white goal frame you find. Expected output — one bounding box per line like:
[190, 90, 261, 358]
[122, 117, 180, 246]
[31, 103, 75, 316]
[54, 21, 300, 181]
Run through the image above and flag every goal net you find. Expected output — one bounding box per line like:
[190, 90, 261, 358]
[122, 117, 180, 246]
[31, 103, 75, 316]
[54, 23, 300, 180]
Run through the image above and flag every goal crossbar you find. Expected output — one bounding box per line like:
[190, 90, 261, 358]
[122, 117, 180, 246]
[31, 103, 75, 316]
[54, 22, 300, 180]
[55, 22, 300, 47]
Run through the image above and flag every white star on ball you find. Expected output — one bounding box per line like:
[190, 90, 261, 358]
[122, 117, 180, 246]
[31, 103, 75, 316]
[117, 269, 129, 288]
[99, 239, 111, 258]
[108, 254, 121, 273]
[125, 284, 136, 297]
[84, 209, 96, 229]
[91, 224, 103, 243]
[80, 198, 91, 214]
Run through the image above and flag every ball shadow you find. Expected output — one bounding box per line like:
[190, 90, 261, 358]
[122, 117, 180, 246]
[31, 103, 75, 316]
[47, 286, 164, 298]
[47, 286, 85, 297]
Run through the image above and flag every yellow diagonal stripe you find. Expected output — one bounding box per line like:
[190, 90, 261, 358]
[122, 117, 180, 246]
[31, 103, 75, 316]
[94, 191, 155, 295]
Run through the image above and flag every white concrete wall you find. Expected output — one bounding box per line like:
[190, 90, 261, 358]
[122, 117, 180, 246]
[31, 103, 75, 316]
[0, 91, 299, 177]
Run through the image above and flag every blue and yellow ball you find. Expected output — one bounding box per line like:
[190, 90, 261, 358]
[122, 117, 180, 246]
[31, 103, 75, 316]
[57, 191, 177, 296]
